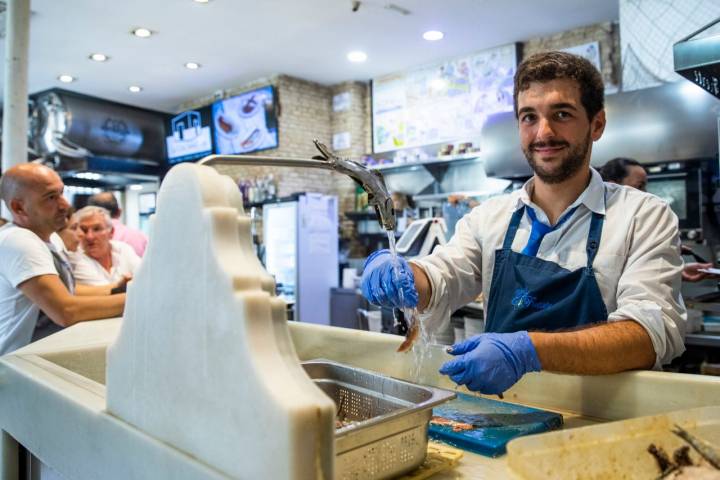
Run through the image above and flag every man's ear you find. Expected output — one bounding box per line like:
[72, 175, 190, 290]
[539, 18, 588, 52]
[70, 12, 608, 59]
[9, 198, 26, 219]
[590, 109, 606, 142]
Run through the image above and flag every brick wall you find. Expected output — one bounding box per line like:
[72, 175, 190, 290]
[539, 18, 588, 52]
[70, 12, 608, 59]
[522, 22, 621, 90]
[329, 81, 371, 241]
[177, 74, 336, 199]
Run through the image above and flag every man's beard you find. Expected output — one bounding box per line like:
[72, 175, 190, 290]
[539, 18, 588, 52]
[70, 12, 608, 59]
[523, 132, 591, 184]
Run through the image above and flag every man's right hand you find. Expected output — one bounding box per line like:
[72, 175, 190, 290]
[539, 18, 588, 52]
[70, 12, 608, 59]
[360, 249, 418, 309]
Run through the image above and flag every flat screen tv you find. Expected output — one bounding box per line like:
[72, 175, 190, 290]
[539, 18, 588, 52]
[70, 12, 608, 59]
[212, 85, 279, 154]
[165, 106, 214, 164]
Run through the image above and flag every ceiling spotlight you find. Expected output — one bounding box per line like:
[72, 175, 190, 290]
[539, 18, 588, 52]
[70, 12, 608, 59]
[184, 62, 201, 70]
[423, 30, 444, 41]
[347, 50, 367, 63]
[129, 184, 144, 191]
[89, 53, 109, 62]
[193, 0, 210, 3]
[58, 74, 76, 83]
[131, 27, 153, 38]
[128, 85, 143, 93]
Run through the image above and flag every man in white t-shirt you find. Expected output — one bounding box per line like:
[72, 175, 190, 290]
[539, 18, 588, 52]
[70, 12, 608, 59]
[73, 206, 141, 286]
[0, 164, 126, 355]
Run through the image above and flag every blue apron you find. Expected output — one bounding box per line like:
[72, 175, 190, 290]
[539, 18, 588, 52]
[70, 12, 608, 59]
[484, 204, 608, 333]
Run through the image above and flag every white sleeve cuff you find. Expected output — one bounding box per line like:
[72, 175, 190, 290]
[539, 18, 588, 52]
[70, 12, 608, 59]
[410, 259, 452, 331]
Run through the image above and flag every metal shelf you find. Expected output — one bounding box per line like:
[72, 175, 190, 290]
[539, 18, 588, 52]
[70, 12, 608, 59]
[368, 154, 480, 172]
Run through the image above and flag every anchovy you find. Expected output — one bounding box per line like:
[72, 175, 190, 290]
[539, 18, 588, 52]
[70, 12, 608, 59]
[672, 424, 720, 470]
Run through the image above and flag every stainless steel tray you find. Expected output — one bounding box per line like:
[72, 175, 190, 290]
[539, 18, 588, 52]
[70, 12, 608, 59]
[302, 360, 456, 480]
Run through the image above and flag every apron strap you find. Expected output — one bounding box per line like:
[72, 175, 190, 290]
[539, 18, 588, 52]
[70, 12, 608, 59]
[34, 247, 76, 342]
[585, 212, 604, 268]
[502, 206, 525, 250]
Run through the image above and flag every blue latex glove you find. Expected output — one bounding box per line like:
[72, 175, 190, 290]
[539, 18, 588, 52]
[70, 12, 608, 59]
[439, 332, 541, 395]
[360, 249, 418, 309]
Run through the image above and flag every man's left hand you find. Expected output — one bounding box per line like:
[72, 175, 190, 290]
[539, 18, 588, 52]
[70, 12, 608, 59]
[439, 331, 542, 394]
[111, 274, 132, 294]
[682, 262, 715, 283]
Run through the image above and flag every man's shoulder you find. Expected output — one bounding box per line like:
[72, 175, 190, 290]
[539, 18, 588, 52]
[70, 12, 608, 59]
[606, 183, 672, 214]
[473, 192, 518, 216]
[0, 224, 46, 249]
[111, 240, 141, 259]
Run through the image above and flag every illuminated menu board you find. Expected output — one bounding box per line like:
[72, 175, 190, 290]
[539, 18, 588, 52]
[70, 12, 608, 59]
[372, 43, 518, 153]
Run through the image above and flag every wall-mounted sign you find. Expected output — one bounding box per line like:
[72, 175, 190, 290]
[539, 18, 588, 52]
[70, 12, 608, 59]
[372, 43, 518, 153]
[333, 92, 352, 112]
[332, 132, 351, 151]
[165, 107, 213, 164]
[561, 41, 602, 73]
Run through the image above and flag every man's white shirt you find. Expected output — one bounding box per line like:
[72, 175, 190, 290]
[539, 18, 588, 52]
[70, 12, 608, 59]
[413, 168, 686, 367]
[73, 240, 141, 286]
[0, 224, 58, 355]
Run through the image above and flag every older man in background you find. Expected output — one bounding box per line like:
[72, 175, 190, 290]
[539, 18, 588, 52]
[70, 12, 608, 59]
[87, 191, 148, 257]
[73, 206, 141, 286]
[0, 164, 126, 355]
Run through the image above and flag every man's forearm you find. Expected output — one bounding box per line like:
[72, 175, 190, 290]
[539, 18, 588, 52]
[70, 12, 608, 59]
[75, 284, 112, 296]
[410, 263, 432, 311]
[528, 320, 656, 374]
[64, 294, 126, 326]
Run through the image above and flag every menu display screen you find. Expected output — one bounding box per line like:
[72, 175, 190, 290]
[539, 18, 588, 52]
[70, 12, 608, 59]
[372, 43, 518, 153]
[165, 107, 214, 164]
[212, 85, 278, 154]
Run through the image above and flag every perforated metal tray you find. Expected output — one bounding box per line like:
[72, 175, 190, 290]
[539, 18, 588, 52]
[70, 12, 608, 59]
[302, 360, 456, 480]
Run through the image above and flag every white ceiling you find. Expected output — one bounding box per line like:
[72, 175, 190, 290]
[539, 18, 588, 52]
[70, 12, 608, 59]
[0, 0, 618, 112]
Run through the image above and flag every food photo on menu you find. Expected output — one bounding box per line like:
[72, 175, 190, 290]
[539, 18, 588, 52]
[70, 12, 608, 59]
[211, 85, 279, 154]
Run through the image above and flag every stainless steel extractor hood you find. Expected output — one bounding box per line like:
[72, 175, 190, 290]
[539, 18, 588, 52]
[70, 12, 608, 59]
[673, 17, 720, 100]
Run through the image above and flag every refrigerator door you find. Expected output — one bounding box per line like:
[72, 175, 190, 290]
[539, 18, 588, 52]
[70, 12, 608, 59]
[297, 194, 339, 325]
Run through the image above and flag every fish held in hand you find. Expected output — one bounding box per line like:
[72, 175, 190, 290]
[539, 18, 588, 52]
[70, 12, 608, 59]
[397, 318, 419, 353]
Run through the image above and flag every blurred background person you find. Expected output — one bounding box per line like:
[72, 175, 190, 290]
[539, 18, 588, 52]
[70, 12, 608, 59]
[599, 157, 714, 283]
[598, 157, 647, 191]
[51, 207, 80, 256]
[87, 191, 148, 257]
[73, 206, 141, 286]
[0, 164, 126, 355]
[391, 191, 417, 234]
[443, 195, 479, 240]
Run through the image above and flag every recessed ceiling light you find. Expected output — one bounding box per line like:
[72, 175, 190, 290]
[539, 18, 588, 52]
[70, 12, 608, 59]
[347, 51, 367, 63]
[184, 62, 201, 70]
[58, 74, 76, 83]
[129, 184, 144, 191]
[128, 85, 143, 93]
[193, 0, 210, 3]
[131, 27, 153, 38]
[423, 30, 444, 41]
[89, 53, 109, 62]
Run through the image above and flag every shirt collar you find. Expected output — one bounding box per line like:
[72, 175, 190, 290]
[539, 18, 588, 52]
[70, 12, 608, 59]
[512, 168, 606, 216]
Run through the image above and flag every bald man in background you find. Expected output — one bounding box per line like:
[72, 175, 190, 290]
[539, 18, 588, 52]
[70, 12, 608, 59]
[87, 191, 148, 257]
[0, 164, 126, 355]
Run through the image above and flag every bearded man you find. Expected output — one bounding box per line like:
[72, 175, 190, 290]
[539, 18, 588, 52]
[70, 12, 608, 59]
[360, 51, 685, 394]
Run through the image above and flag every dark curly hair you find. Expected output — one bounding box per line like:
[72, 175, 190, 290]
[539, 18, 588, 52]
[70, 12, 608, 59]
[513, 51, 605, 121]
[598, 157, 642, 183]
